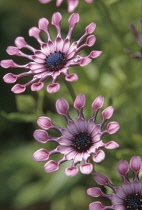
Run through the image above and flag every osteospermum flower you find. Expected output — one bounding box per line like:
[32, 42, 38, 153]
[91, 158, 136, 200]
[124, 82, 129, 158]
[1, 12, 101, 94]
[38, 0, 94, 13]
[124, 19, 142, 59]
[87, 156, 142, 210]
[33, 93, 120, 176]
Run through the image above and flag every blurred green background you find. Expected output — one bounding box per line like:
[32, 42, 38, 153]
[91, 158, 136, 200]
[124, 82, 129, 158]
[0, 0, 142, 209]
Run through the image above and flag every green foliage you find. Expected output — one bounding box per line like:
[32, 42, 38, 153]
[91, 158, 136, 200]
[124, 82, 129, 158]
[0, 0, 142, 209]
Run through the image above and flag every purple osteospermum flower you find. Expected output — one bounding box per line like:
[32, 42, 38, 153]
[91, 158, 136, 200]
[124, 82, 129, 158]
[33, 93, 120, 176]
[38, 0, 94, 13]
[124, 19, 142, 59]
[87, 156, 142, 210]
[1, 12, 101, 94]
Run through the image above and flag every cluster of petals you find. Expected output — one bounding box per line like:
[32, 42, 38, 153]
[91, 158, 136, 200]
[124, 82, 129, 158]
[125, 19, 142, 59]
[1, 12, 101, 94]
[33, 93, 120, 176]
[87, 156, 142, 210]
[38, 0, 94, 13]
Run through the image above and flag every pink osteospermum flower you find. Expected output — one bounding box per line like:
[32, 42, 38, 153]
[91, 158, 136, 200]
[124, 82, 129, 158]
[87, 156, 142, 210]
[38, 0, 94, 13]
[33, 93, 120, 176]
[125, 18, 142, 59]
[1, 12, 101, 94]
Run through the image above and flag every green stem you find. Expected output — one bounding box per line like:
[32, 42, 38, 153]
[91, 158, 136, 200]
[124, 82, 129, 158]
[64, 80, 76, 102]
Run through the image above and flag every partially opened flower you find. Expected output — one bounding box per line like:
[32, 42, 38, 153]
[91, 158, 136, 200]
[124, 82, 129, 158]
[124, 18, 142, 59]
[33, 93, 119, 176]
[87, 156, 142, 210]
[38, 0, 94, 13]
[1, 12, 101, 94]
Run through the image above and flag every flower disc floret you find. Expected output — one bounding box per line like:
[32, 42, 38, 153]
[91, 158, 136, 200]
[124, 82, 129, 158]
[38, 0, 94, 13]
[87, 156, 142, 210]
[33, 93, 119, 176]
[1, 12, 102, 94]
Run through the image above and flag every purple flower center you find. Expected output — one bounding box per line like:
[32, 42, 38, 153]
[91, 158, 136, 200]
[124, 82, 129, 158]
[72, 132, 93, 153]
[125, 193, 142, 210]
[45, 52, 66, 71]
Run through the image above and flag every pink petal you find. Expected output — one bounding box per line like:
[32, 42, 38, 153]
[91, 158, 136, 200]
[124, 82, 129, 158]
[113, 204, 125, 210]
[15, 37, 27, 48]
[32, 55, 45, 63]
[6, 46, 20, 55]
[80, 57, 92, 66]
[86, 0, 94, 2]
[92, 95, 104, 110]
[62, 39, 70, 53]
[58, 136, 72, 146]
[74, 152, 83, 163]
[85, 22, 96, 34]
[41, 43, 50, 55]
[55, 37, 64, 52]
[74, 93, 86, 110]
[29, 27, 40, 39]
[68, 13, 80, 27]
[3, 73, 17, 83]
[111, 193, 124, 204]
[102, 106, 114, 120]
[105, 141, 119, 149]
[65, 73, 78, 82]
[67, 1, 79, 13]
[33, 149, 49, 161]
[93, 150, 105, 163]
[87, 187, 104, 197]
[65, 150, 77, 160]
[35, 51, 46, 59]
[65, 167, 78, 176]
[94, 173, 109, 185]
[28, 62, 45, 71]
[115, 186, 127, 199]
[67, 121, 79, 134]
[56, 0, 63, 6]
[91, 124, 101, 137]
[37, 116, 53, 129]
[61, 128, 74, 139]
[56, 98, 69, 115]
[89, 50, 102, 58]
[89, 202, 104, 210]
[130, 156, 142, 172]
[39, 0, 51, 3]
[31, 82, 44, 91]
[57, 145, 73, 154]
[132, 180, 142, 194]
[1, 60, 16, 68]
[52, 12, 62, 27]
[87, 119, 95, 134]
[80, 163, 93, 174]
[47, 83, 60, 93]
[107, 121, 120, 134]
[86, 35, 96, 46]
[11, 84, 26, 94]
[76, 118, 87, 132]
[44, 160, 59, 173]
[117, 160, 129, 176]
[38, 17, 49, 31]
[46, 40, 55, 54]
[122, 182, 133, 195]
[33, 129, 49, 143]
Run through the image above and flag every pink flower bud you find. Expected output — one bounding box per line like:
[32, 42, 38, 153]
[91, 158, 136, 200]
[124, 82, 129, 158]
[92, 95, 104, 110]
[56, 98, 69, 115]
[74, 93, 86, 110]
